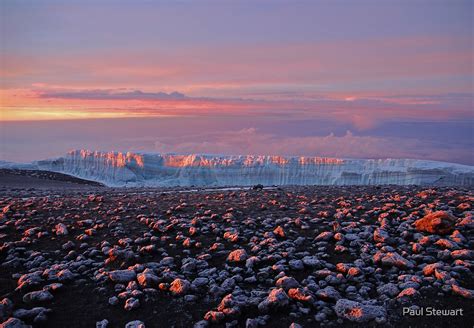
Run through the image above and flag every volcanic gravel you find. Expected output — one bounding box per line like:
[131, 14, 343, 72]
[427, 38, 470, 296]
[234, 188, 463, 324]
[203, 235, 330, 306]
[0, 184, 473, 328]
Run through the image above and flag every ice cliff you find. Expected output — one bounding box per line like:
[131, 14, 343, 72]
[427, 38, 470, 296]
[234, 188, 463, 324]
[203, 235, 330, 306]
[19, 149, 473, 187]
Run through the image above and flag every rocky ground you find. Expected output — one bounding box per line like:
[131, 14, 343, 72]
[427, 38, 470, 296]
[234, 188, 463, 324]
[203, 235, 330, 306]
[0, 177, 472, 327]
[0, 169, 105, 191]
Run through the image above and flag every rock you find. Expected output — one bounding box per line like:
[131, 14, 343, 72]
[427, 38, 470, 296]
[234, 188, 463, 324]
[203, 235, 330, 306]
[397, 288, 419, 299]
[302, 256, 321, 268]
[193, 320, 209, 328]
[315, 231, 333, 241]
[192, 277, 209, 288]
[451, 249, 474, 260]
[258, 288, 289, 313]
[289, 323, 302, 328]
[17, 272, 43, 290]
[23, 291, 53, 303]
[124, 297, 140, 311]
[316, 286, 341, 302]
[42, 283, 63, 292]
[245, 256, 260, 269]
[414, 211, 456, 235]
[0, 299, 13, 321]
[125, 320, 145, 328]
[57, 269, 74, 282]
[451, 284, 473, 299]
[13, 307, 51, 322]
[227, 249, 248, 263]
[137, 271, 159, 288]
[108, 296, 119, 306]
[0, 318, 32, 328]
[288, 288, 313, 302]
[55, 223, 69, 236]
[169, 278, 190, 296]
[288, 260, 304, 270]
[335, 299, 386, 323]
[374, 228, 390, 243]
[373, 252, 414, 269]
[204, 311, 225, 323]
[276, 277, 299, 290]
[273, 226, 285, 238]
[422, 263, 443, 276]
[109, 270, 137, 283]
[377, 283, 399, 297]
[96, 319, 109, 328]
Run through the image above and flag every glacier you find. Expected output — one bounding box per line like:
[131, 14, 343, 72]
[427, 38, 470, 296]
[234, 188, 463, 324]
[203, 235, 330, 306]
[3, 149, 468, 187]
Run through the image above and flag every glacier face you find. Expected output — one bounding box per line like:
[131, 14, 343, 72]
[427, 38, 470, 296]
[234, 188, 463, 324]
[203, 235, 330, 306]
[23, 149, 474, 187]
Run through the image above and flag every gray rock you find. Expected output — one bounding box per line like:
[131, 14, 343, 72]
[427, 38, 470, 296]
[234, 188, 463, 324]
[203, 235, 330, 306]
[377, 283, 399, 297]
[109, 270, 137, 283]
[276, 277, 299, 290]
[258, 288, 289, 313]
[335, 299, 386, 323]
[0, 318, 32, 328]
[316, 286, 341, 302]
[124, 298, 140, 311]
[0, 298, 13, 321]
[169, 278, 190, 296]
[23, 291, 53, 304]
[125, 320, 145, 328]
[289, 260, 304, 271]
[137, 271, 158, 288]
[108, 296, 119, 306]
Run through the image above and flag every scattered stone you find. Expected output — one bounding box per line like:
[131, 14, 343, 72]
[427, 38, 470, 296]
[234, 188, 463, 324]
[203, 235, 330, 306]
[109, 270, 137, 283]
[258, 288, 289, 313]
[335, 299, 386, 323]
[169, 278, 190, 296]
[373, 251, 414, 269]
[23, 291, 54, 304]
[124, 298, 140, 311]
[414, 211, 456, 235]
[0, 318, 32, 328]
[125, 320, 145, 328]
[227, 249, 248, 263]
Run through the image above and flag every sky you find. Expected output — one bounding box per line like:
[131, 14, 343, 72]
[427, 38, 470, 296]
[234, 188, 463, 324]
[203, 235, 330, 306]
[0, 0, 473, 164]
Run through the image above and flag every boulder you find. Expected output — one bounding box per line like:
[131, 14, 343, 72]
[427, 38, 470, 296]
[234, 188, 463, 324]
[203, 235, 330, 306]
[414, 211, 456, 235]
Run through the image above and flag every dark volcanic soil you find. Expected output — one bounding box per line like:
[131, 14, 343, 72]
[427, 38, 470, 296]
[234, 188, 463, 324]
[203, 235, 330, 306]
[0, 169, 105, 191]
[0, 179, 472, 328]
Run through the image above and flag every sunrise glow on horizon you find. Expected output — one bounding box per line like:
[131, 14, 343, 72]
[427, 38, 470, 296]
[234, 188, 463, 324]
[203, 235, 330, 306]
[0, 0, 473, 164]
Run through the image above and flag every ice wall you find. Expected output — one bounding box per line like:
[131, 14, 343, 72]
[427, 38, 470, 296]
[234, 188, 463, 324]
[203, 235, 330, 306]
[29, 150, 474, 187]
